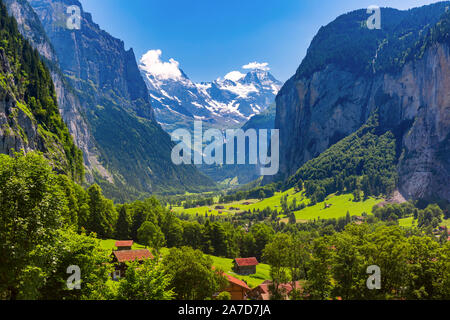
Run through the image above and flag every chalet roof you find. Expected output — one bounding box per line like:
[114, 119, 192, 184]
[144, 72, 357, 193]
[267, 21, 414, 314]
[234, 257, 259, 267]
[113, 249, 153, 263]
[224, 273, 250, 290]
[251, 280, 302, 299]
[115, 240, 134, 247]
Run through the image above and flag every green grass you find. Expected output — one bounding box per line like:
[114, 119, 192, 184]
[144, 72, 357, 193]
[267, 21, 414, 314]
[398, 217, 450, 228]
[398, 217, 415, 228]
[172, 189, 384, 224]
[172, 189, 306, 216]
[99, 240, 271, 288]
[207, 255, 271, 288]
[293, 193, 383, 222]
[441, 218, 450, 228]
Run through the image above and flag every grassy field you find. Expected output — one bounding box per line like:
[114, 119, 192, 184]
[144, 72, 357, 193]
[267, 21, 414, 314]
[99, 240, 271, 288]
[398, 217, 415, 228]
[398, 217, 450, 228]
[293, 193, 383, 222]
[172, 188, 384, 223]
[171, 189, 302, 216]
[207, 255, 271, 288]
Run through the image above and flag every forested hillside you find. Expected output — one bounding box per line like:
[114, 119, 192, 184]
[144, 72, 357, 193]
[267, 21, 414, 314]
[285, 113, 398, 203]
[0, 1, 83, 181]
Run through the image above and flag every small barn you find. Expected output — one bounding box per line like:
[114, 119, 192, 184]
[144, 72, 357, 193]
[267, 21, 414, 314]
[111, 249, 153, 280]
[247, 280, 302, 300]
[233, 257, 259, 275]
[220, 273, 251, 300]
[115, 240, 133, 251]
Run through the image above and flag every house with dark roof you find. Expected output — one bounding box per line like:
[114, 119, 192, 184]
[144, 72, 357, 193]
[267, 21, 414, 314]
[111, 249, 153, 280]
[233, 257, 259, 275]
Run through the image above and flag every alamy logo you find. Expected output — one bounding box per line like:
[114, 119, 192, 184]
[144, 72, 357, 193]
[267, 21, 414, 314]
[66, 265, 81, 290]
[171, 121, 280, 176]
[367, 5, 381, 30]
[366, 265, 381, 290]
[66, 5, 81, 30]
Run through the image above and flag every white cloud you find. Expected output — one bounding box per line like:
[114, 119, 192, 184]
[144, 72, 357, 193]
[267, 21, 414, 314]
[139, 49, 183, 80]
[224, 71, 245, 82]
[242, 62, 270, 71]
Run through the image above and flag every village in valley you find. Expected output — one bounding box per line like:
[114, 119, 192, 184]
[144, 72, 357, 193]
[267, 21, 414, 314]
[109, 240, 301, 300]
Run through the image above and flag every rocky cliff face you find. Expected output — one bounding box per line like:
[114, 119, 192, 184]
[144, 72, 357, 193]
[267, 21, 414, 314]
[0, 1, 82, 179]
[275, 4, 450, 201]
[27, 0, 215, 199]
[5, 0, 106, 183]
[0, 49, 41, 155]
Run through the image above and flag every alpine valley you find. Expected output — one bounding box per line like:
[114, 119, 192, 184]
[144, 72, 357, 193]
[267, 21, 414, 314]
[1, 0, 450, 302]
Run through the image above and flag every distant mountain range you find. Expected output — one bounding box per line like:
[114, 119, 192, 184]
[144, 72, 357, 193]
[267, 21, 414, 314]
[139, 50, 282, 133]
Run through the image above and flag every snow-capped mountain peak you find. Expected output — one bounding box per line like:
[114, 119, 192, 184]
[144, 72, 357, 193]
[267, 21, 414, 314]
[139, 49, 283, 132]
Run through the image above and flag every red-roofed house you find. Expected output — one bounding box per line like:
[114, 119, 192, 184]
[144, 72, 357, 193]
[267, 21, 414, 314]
[248, 280, 302, 300]
[111, 249, 153, 280]
[233, 257, 259, 275]
[221, 273, 251, 300]
[115, 240, 133, 251]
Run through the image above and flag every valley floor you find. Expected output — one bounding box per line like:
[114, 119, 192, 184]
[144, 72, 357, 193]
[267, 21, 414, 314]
[172, 189, 383, 223]
[100, 240, 271, 288]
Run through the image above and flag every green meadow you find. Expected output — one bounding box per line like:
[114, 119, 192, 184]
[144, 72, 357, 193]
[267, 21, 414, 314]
[293, 194, 383, 222]
[99, 240, 271, 288]
[173, 188, 383, 223]
[207, 255, 271, 288]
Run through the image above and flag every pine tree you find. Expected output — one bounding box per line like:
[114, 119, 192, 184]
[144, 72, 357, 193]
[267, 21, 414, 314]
[115, 206, 130, 240]
[131, 210, 146, 241]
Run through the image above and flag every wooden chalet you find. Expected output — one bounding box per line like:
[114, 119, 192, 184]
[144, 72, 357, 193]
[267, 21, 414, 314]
[233, 257, 259, 275]
[221, 273, 251, 300]
[111, 249, 153, 280]
[248, 280, 302, 300]
[115, 240, 133, 251]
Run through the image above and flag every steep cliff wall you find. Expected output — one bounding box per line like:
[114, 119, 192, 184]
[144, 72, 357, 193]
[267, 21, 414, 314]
[0, 1, 83, 180]
[275, 4, 450, 201]
[5, 0, 107, 183]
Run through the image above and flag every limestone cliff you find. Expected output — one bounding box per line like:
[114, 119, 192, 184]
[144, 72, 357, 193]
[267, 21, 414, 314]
[275, 4, 450, 201]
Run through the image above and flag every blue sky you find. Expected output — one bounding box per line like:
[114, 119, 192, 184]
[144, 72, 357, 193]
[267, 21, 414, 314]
[80, 0, 444, 82]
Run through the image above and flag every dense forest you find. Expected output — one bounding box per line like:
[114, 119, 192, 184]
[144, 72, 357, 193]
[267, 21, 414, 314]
[296, 3, 450, 78]
[285, 113, 398, 203]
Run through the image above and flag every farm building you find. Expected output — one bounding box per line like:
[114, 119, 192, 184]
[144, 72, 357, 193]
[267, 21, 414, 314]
[233, 257, 259, 275]
[114, 240, 133, 251]
[219, 273, 251, 300]
[248, 280, 302, 300]
[111, 249, 153, 280]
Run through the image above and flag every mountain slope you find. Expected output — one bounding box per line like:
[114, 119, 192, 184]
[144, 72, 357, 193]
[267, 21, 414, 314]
[4, 0, 107, 184]
[139, 50, 282, 133]
[275, 3, 450, 201]
[0, 0, 83, 181]
[28, 0, 215, 200]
